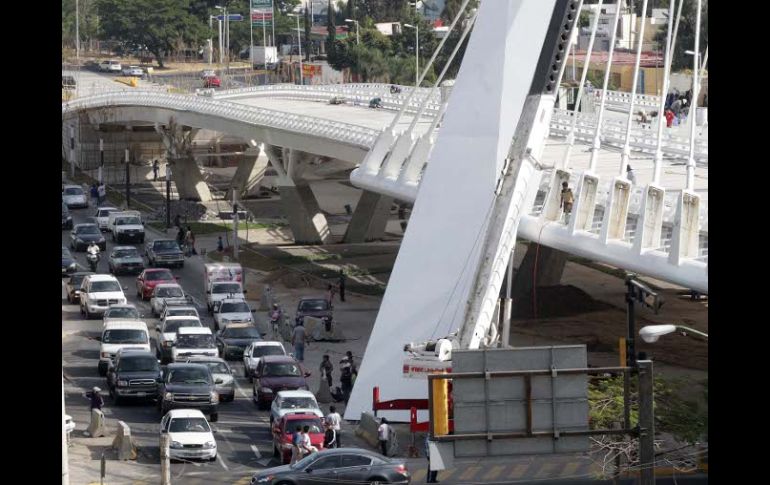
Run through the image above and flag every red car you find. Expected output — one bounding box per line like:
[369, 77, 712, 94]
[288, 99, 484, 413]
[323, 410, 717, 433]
[135, 268, 177, 300]
[203, 76, 221, 88]
[272, 413, 325, 464]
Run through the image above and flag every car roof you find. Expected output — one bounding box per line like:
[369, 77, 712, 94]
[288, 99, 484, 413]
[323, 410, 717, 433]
[261, 355, 296, 363]
[223, 323, 254, 330]
[116, 349, 154, 358]
[166, 409, 207, 419]
[63, 184, 81, 189]
[282, 413, 321, 421]
[165, 306, 197, 312]
[103, 320, 149, 330]
[177, 327, 212, 335]
[106, 303, 137, 309]
[155, 283, 182, 289]
[276, 390, 316, 399]
[74, 223, 98, 228]
[250, 341, 283, 348]
[144, 268, 173, 273]
[87, 274, 120, 282]
[220, 298, 247, 304]
[111, 246, 138, 251]
[164, 315, 201, 321]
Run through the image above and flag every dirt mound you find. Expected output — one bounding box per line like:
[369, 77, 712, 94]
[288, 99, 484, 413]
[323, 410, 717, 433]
[513, 285, 615, 319]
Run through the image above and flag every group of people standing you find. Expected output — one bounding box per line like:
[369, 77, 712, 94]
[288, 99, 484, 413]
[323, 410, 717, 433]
[663, 88, 697, 128]
[89, 182, 107, 206]
[175, 222, 197, 256]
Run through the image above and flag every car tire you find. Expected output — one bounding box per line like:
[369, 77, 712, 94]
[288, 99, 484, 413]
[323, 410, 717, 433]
[209, 454, 217, 462]
[209, 412, 218, 422]
[367, 478, 389, 485]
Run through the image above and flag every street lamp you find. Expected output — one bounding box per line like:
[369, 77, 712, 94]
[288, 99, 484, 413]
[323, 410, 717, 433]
[403, 23, 419, 87]
[345, 19, 360, 45]
[639, 324, 708, 343]
[287, 13, 303, 85]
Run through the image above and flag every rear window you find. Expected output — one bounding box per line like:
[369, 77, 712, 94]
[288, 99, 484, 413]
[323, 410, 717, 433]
[103, 329, 147, 344]
[213, 283, 241, 294]
[155, 286, 183, 298]
[299, 299, 329, 312]
[176, 334, 215, 348]
[164, 320, 202, 333]
[145, 270, 173, 281]
[220, 302, 250, 313]
[154, 241, 180, 251]
[64, 187, 84, 195]
[90, 281, 122, 292]
[284, 418, 322, 434]
[105, 306, 139, 319]
[223, 326, 261, 338]
[112, 248, 139, 258]
[251, 346, 284, 358]
[167, 308, 198, 318]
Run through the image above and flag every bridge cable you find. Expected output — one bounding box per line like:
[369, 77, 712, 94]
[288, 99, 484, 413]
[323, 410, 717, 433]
[652, 0, 679, 185]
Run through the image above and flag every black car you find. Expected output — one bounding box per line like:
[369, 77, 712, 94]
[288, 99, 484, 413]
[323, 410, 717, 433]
[146, 239, 185, 268]
[62, 202, 73, 229]
[70, 223, 107, 251]
[295, 297, 333, 324]
[106, 350, 161, 405]
[249, 448, 411, 485]
[62, 247, 78, 276]
[157, 363, 219, 422]
[216, 324, 262, 360]
[65, 272, 94, 303]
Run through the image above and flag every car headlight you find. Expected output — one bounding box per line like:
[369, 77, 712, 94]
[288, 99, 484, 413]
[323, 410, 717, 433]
[210, 391, 219, 403]
[100, 352, 110, 359]
[170, 441, 183, 449]
[98, 237, 105, 243]
[255, 476, 273, 483]
[203, 441, 216, 450]
[260, 387, 273, 394]
[76, 238, 84, 243]
[117, 380, 128, 387]
[164, 392, 173, 401]
[69, 262, 77, 268]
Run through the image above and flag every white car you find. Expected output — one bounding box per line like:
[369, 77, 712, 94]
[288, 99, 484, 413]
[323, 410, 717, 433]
[200, 69, 217, 79]
[212, 298, 255, 330]
[99, 60, 122, 73]
[171, 327, 218, 362]
[122, 65, 144, 77]
[150, 283, 187, 316]
[156, 316, 203, 363]
[159, 305, 199, 326]
[62, 185, 88, 209]
[270, 390, 324, 424]
[80, 274, 127, 319]
[94, 206, 119, 231]
[207, 281, 246, 312]
[243, 341, 286, 381]
[98, 320, 150, 375]
[111, 213, 145, 244]
[103, 303, 141, 325]
[160, 409, 217, 461]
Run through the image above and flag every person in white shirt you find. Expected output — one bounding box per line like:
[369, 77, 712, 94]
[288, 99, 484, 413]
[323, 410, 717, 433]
[325, 405, 342, 446]
[377, 418, 391, 457]
[299, 425, 318, 457]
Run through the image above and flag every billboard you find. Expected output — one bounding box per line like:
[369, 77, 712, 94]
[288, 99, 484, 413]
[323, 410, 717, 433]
[251, 0, 273, 27]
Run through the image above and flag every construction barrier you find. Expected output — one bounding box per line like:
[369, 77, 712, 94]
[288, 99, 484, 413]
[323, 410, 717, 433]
[86, 409, 106, 438]
[354, 412, 380, 448]
[111, 421, 137, 460]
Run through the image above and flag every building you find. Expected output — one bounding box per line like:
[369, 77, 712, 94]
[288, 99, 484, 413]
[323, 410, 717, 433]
[567, 50, 665, 95]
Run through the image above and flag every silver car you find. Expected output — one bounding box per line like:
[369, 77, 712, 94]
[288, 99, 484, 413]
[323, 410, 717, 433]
[108, 246, 145, 275]
[62, 185, 88, 209]
[185, 356, 235, 402]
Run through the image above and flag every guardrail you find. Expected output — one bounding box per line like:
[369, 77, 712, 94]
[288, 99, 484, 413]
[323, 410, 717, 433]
[591, 89, 662, 111]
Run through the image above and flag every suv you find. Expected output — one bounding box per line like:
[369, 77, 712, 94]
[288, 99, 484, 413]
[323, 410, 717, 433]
[146, 239, 184, 268]
[295, 297, 333, 324]
[156, 316, 203, 363]
[80, 274, 127, 319]
[99, 59, 122, 72]
[206, 281, 246, 313]
[252, 355, 310, 410]
[213, 298, 255, 330]
[106, 349, 161, 404]
[270, 390, 323, 424]
[216, 323, 262, 360]
[99, 320, 151, 375]
[171, 327, 218, 362]
[150, 283, 188, 317]
[185, 356, 235, 402]
[272, 413, 324, 464]
[158, 363, 219, 421]
[108, 246, 145, 275]
[111, 214, 145, 243]
[243, 341, 286, 381]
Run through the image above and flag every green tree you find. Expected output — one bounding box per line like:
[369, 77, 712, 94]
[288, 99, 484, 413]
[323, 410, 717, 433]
[62, 0, 101, 50]
[304, 6, 312, 60]
[441, 0, 478, 23]
[350, 43, 388, 81]
[654, 0, 708, 71]
[326, 0, 337, 59]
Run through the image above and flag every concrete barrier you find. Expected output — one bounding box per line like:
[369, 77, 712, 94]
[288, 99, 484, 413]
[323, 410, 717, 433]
[86, 409, 106, 438]
[354, 412, 380, 448]
[316, 379, 333, 404]
[111, 421, 137, 460]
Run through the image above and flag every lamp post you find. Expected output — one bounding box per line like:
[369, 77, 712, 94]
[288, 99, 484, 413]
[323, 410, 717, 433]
[345, 18, 360, 45]
[288, 13, 303, 85]
[639, 324, 708, 343]
[403, 23, 419, 87]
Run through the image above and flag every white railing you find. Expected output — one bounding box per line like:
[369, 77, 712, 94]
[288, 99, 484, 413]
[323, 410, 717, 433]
[592, 89, 662, 111]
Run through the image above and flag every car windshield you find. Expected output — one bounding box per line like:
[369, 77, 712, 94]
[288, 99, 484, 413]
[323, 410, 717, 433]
[281, 397, 316, 409]
[154, 241, 179, 251]
[299, 300, 329, 312]
[119, 356, 158, 372]
[168, 368, 210, 384]
[97, 209, 115, 217]
[251, 346, 284, 358]
[213, 283, 241, 294]
[264, 362, 301, 377]
[223, 327, 260, 338]
[105, 307, 139, 319]
[220, 302, 250, 313]
[145, 270, 173, 281]
[176, 334, 215, 349]
[117, 217, 141, 225]
[284, 419, 322, 434]
[112, 249, 139, 258]
[164, 320, 202, 333]
[64, 187, 83, 195]
[69, 274, 88, 286]
[156, 287, 183, 298]
[102, 329, 147, 344]
[91, 281, 122, 292]
[169, 417, 211, 433]
[76, 225, 100, 235]
[168, 309, 197, 318]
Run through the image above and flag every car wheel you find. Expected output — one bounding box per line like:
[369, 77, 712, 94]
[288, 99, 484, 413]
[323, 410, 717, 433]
[208, 454, 217, 462]
[367, 478, 389, 485]
[209, 412, 218, 423]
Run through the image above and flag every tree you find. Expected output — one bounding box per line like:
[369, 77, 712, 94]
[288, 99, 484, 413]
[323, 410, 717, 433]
[345, 0, 356, 21]
[441, 0, 478, 23]
[304, 6, 311, 60]
[654, 0, 707, 71]
[326, 0, 337, 59]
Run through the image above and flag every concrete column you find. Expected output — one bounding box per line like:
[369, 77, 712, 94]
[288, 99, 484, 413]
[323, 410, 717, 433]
[226, 146, 268, 200]
[343, 190, 394, 243]
[172, 156, 212, 202]
[512, 243, 568, 299]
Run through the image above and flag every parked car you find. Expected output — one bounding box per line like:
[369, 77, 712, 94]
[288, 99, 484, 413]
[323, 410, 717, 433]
[99, 60, 122, 72]
[108, 246, 145, 275]
[203, 75, 221, 88]
[65, 272, 94, 303]
[98, 320, 151, 375]
[122, 65, 144, 77]
[171, 327, 218, 362]
[155, 316, 203, 363]
[251, 448, 411, 484]
[252, 355, 310, 409]
[295, 297, 333, 324]
[94, 206, 119, 231]
[79, 274, 127, 319]
[243, 341, 286, 381]
[62, 246, 78, 276]
[62, 202, 73, 229]
[103, 303, 141, 324]
[106, 349, 161, 404]
[136, 268, 177, 300]
[213, 298, 255, 330]
[270, 390, 324, 424]
[185, 356, 235, 402]
[62, 185, 88, 209]
[271, 413, 325, 464]
[216, 323, 262, 360]
[157, 363, 219, 421]
[160, 409, 217, 461]
[70, 223, 106, 252]
[146, 239, 184, 268]
[150, 283, 187, 317]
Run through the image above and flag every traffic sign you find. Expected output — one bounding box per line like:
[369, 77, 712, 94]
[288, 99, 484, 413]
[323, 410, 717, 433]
[216, 14, 243, 21]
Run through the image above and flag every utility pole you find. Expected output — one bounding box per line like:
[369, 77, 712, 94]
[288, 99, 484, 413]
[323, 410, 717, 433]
[75, 0, 80, 63]
[232, 199, 240, 260]
[98, 139, 104, 184]
[637, 359, 656, 485]
[124, 148, 131, 208]
[166, 164, 172, 230]
[160, 432, 171, 485]
[69, 125, 75, 178]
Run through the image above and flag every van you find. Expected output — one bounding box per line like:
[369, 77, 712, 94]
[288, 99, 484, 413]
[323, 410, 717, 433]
[171, 327, 218, 362]
[204, 263, 244, 290]
[99, 320, 151, 375]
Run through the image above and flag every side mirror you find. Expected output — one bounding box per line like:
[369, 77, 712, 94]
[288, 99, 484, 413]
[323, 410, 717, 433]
[215, 378, 224, 384]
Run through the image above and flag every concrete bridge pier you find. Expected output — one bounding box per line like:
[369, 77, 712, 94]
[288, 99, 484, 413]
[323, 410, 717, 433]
[343, 190, 394, 243]
[511, 244, 568, 300]
[265, 144, 331, 245]
[156, 120, 211, 202]
[225, 144, 269, 201]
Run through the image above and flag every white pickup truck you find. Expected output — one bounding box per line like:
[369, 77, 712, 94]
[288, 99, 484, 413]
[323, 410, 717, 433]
[108, 210, 145, 243]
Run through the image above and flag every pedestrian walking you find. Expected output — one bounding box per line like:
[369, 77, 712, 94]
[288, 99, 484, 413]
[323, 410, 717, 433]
[325, 405, 342, 447]
[90, 183, 98, 206]
[339, 351, 356, 404]
[626, 165, 637, 185]
[189, 227, 197, 255]
[378, 418, 392, 457]
[291, 321, 306, 362]
[88, 386, 104, 411]
[217, 236, 224, 252]
[665, 109, 674, 128]
[184, 226, 193, 256]
[97, 182, 106, 205]
[152, 159, 160, 181]
[560, 181, 574, 224]
[323, 422, 338, 449]
[424, 434, 438, 483]
[320, 354, 333, 387]
[338, 269, 346, 302]
[327, 284, 337, 306]
[173, 213, 181, 229]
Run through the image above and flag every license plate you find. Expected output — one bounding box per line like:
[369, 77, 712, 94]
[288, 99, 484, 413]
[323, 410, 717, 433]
[134, 392, 146, 397]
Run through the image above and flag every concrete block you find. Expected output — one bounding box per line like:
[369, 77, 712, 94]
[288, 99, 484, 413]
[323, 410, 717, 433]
[343, 191, 394, 243]
[86, 409, 106, 438]
[111, 421, 137, 460]
[278, 184, 331, 244]
[316, 379, 333, 404]
[354, 412, 380, 448]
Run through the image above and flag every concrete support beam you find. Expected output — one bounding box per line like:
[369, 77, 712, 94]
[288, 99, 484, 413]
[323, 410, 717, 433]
[343, 190, 394, 243]
[226, 145, 268, 200]
[512, 243, 568, 299]
[156, 119, 211, 201]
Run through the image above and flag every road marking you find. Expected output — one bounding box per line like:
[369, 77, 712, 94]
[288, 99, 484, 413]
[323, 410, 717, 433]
[233, 377, 251, 399]
[250, 444, 261, 459]
[483, 465, 506, 480]
[534, 462, 558, 478]
[458, 466, 481, 481]
[509, 464, 529, 478]
[562, 461, 582, 477]
[437, 468, 455, 481]
[217, 454, 230, 471]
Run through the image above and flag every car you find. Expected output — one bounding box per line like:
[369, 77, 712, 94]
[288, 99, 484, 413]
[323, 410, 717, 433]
[207, 281, 246, 313]
[200, 69, 217, 79]
[99, 60, 122, 72]
[160, 409, 217, 462]
[110, 213, 145, 243]
[65, 415, 76, 435]
[103, 303, 141, 324]
[122, 65, 144, 77]
[216, 323, 262, 360]
[157, 363, 219, 421]
[203, 75, 221, 88]
[185, 356, 235, 402]
[212, 298, 256, 330]
[296, 297, 333, 325]
[98, 320, 151, 375]
[62, 185, 88, 208]
[94, 206, 119, 231]
[160, 305, 199, 325]
[79, 274, 127, 319]
[270, 390, 324, 424]
[62, 202, 73, 229]
[271, 413, 325, 464]
[65, 272, 94, 302]
[62, 246, 78, 276]
[251, 448, 411, 484]
[108, 246, 145, 275]
[106, 349, 161, 404]
[150, 283, 189, 316]
[171, 327, 218, 362]
[70, 223, 106, 252]
[146, 239, 184, 268]
[252, 355, 310, 410]
[62, 75, 76, 90]
[155, 316, 203, 363]
[136, 268, 177, 300]
[243, 341, 286, 381]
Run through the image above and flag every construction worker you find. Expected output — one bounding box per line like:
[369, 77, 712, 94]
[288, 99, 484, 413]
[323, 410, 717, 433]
[560, 181, 574, 224]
